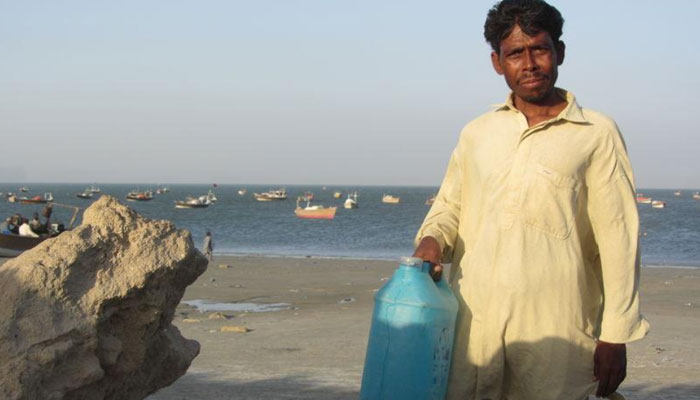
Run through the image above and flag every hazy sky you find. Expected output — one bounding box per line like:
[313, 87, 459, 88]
[1, 1, 698, 187]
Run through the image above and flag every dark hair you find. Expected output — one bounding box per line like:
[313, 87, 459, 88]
[484, 0, 564, 53]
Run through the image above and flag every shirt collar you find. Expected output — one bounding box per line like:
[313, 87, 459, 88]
[493, 88, 588, 124]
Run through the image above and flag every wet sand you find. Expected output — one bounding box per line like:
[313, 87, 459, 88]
[144, 256, 700, 400]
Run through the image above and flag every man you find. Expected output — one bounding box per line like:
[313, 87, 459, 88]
[413, 1, 648, 399]
[18, 218, 39, 238]
[203, 231, 213, 261]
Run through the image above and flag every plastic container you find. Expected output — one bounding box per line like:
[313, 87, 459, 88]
[360, 256, 459, 400]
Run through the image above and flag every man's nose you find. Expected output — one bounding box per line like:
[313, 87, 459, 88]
[523, 49, 538, 70]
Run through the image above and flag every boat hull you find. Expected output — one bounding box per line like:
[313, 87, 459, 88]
[0, 233, 50, 257]
[295, 207, 337, 219]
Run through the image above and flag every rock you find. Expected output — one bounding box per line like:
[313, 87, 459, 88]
[220, 326, 251, 333]
[0, 196, 208, 400]
[338, 297, 356, 304]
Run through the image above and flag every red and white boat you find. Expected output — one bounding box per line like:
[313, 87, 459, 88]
[635, 194, 652, 204]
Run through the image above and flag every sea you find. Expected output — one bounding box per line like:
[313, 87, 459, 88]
[1, 184, 699, 267]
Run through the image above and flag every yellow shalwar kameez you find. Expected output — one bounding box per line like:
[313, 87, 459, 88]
[416, 90, 649, 400]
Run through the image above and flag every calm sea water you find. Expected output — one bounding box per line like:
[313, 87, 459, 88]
[1, 184, 698, 267]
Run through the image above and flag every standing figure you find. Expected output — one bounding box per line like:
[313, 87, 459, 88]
[203, 231, 213, 261]
[413, 1, 649, 399]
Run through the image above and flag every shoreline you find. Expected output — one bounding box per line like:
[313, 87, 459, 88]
[206, 251, 700, 269]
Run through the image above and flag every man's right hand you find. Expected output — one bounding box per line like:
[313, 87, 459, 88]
[413, 236, 443, 281]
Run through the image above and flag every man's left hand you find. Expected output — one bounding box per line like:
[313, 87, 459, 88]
[593, 341, 627, 398]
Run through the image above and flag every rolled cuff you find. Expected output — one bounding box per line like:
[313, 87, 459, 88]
[598, 314, 650, 344]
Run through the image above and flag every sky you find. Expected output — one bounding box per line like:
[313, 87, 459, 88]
[1, 0, 698, 188]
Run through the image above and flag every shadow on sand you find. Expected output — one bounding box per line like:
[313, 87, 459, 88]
[146, 372, 358, 400]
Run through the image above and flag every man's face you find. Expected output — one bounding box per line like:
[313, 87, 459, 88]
[491, 25, 564, 104]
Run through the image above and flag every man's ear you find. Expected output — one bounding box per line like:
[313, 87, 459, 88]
[556, 41, 565, 66]
[491, 51, 504, 75]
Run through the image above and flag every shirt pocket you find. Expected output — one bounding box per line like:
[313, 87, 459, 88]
[522, 163, 580, 239]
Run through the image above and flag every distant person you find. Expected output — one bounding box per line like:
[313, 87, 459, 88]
[29, 212, 47, 234]
[9, 214, 22, 234]
[203, 231, 214, 261]
[0, 218, 12, 234]
[413, 1, 647, 399]
[18, 218, 39, 238]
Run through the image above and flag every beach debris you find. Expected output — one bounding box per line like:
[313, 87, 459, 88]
[289, 288, 300, 293]
[208, 312, 232, 320]
[210, 277, 216, 282]
[182, 318, 202, 323]
[339, 297, 356, 304]
[655, 346, 666, 353]
[0, 195, 208, 400]
[380, 277, 389, 281]
[684, 302, 693, 307]
[221, 325, 251, 333]
[218, 264, 233, 269]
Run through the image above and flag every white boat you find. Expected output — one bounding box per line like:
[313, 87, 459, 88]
[344, 192, 359, 209]
[382, 194, 400, 204]
[254, 188, 287, 201]
[238, 189, 247, 195]
[651, 200, 666, 209]
[674, 190, 681, 196]
[87, 185, 101, 194]
[693, 192, 700, 200]
[76, 191, 93, 199]
[175, 196, 210, 209]
[333, 191, 343, 199]
[425, 194, 436, 206]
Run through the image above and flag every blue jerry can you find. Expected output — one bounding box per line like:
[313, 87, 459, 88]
[360, 256, 459, 400]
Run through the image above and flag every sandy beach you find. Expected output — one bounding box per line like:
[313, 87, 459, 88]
[136, 256, 700, 400]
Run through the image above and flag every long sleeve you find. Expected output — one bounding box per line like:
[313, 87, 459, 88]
[415, 150, 462, 264]
[586, 125, 650, 343]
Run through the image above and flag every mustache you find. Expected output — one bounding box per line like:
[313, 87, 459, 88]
[519, 73, 550, 82]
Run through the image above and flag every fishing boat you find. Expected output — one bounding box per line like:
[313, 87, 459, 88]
[238, 189, 247, 195]
[344, 192, 359, 209]
[0, 203, 81, 257]
[87, 185, 101, 194]
[693, 192, 700, 200]
[382, 194, 400, 204]
[126, 191, 153, 201]
[295, 197, 337, 219]
[635, 194, 652, 204]
[651, 200, 666, 209]
[19, 193, 54, 204]
[425, 194, 436, 206]
[19, 187, 29, 193]
[174, 197, 210, 209]
[254, 188, 287, 201]
[674, 190, 681, 196]
[333, 191, 343, 199]
[76, 191, 93, 199]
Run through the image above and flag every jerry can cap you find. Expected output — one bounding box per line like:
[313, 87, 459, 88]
[399, 256, 424, 268]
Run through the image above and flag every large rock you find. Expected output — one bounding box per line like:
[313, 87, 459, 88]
[0, 196, 208, 400]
